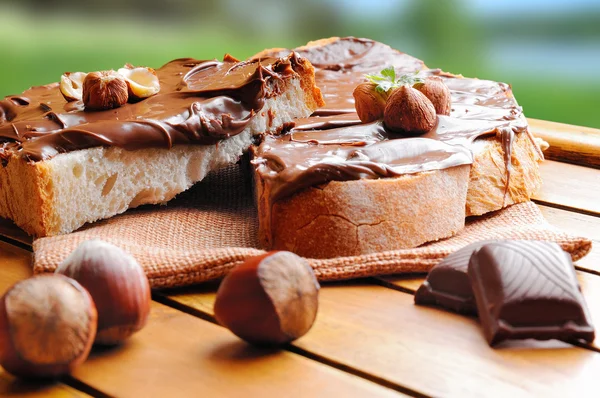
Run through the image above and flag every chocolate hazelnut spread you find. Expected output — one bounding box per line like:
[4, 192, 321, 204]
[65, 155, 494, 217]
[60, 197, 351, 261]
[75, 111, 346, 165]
[0, 54, 302, 162]
[253, 38, 540, 202]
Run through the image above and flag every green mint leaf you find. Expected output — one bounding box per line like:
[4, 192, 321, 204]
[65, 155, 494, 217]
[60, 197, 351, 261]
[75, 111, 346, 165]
[365, 74, 386, 82]
[380, 66, 396, 82]
[364, 68, 423, 93]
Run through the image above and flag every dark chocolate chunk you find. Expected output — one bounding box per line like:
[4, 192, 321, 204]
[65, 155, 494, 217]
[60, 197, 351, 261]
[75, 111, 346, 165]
[414, 241, 494, 314]
[468, 241, 595, 346]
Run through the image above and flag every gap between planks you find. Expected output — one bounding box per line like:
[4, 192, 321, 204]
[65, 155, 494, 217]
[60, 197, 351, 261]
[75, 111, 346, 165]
[151, 293, 428, 398]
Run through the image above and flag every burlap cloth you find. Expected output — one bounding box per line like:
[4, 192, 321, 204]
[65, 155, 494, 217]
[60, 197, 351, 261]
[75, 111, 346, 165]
[33, 165, 591, 289]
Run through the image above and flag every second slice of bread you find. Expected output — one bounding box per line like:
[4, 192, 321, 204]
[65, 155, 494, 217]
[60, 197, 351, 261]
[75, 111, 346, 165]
[256, 131, 542, 258]
[253, 38, 544, 258]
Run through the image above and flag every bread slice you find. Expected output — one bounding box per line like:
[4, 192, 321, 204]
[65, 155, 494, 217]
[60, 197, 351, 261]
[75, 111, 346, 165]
[256, 163, 472, 258]
[0, 55, 323, 237]
[253, 37, 544, 258]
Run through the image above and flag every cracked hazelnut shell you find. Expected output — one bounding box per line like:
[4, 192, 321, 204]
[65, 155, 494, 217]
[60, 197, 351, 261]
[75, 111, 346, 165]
[384, 85, 437, 135]
[214, 251, 320, 346]
[117, 66, 160, 101]
[59, 72, 87, 102]
[0, 274, 97, 379]
[82, 71, 129, 110]
[56, 239, 151, 345]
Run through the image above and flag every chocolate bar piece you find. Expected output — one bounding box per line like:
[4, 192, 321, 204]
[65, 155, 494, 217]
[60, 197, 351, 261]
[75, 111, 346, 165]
[468, 241, 595, 346]
[414, 241, 494, 314]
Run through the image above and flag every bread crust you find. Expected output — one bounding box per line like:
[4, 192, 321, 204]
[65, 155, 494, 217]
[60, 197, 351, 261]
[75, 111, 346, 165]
[0, 159, 49, 236]
[291, 56, 325, 111]
[258, 165, 471, 258]
[466, 130, 542, 216]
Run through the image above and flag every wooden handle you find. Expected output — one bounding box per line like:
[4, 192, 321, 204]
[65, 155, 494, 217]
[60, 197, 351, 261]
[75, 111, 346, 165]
[528, 118, 600, 169]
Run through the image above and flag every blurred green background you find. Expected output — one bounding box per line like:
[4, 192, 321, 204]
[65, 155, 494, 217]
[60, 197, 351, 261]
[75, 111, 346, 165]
[1, 0, 599, 127]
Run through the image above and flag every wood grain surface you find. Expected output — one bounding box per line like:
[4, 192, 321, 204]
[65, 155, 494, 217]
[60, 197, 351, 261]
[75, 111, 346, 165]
[535, 160, 600, 216]
[0, 371, 88, 398]
[74, 301, 402, 398]
[538, 205, 600, 273]
[529, 118, 600, 168]
[164, 282, 600, 398]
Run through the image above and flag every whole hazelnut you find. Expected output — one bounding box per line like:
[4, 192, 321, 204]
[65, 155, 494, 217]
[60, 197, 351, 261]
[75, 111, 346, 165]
[413, 76, 452, 115]
[82, 71, 129, 111]
[214, 251, 320, 346]
[353, 82, 389, 123]
[383, 85, 437, 135]
[0, 274, 97, 379]
[56, 239, 151, 345]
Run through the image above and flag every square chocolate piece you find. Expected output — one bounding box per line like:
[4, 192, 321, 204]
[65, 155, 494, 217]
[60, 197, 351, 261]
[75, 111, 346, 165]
[468, 241, 595, 346]
[415, 241, 495, 315]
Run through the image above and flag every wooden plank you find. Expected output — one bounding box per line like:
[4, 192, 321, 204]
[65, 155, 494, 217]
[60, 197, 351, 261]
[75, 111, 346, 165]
[538, 204, 600, 274]
[0, 241, 33, 291]
[574, 272, 600, 352]
[528, 118, 600, 169]
[535, 160, 600, 216]
[164, 282, 600, 398]
[539, 205, 600, 242]
[0, 239, 403, 398]
[0, 371, 89, 398]
[0, 219, 31, 246]
[74, 301, 402, 398]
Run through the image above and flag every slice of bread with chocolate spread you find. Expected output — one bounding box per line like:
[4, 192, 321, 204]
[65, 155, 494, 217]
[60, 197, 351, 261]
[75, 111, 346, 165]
[0, 54, 323, 237]
[252, 37, 544, 258]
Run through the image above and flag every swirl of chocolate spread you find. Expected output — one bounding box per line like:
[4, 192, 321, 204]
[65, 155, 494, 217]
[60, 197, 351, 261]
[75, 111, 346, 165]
[0, 54, 301, 162]
[252, 37, 541, 202]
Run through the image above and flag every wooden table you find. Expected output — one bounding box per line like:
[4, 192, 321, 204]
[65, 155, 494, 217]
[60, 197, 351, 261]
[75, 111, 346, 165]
[1, 119, 599, 398]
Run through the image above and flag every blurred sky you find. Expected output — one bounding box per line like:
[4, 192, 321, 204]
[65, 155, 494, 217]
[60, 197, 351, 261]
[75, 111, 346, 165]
[1, 0, 599, 127]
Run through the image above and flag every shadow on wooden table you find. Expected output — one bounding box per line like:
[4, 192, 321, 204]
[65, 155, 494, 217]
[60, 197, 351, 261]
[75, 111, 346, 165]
[0, 371, 67, 396]
[208, 340, 283, 362]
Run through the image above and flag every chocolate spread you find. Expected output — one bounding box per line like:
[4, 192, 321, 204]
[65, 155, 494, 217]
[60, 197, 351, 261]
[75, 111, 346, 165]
[0, 54, 302, 162]
[253, 38, 539, 202]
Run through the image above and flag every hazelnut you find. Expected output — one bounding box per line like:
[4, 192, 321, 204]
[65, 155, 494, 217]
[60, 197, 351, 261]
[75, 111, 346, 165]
[117, 66, 160, 101]
[353, 82, 388, 123]
[413, 77, 451, 115]
[56, 239, 151, 345]
[214, 251, 320, 346]
[82, 71, 129, 111]
[59, 72, 87, 102]
[383, 86, 437, 135]
[0, 274, 97, 379]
